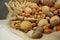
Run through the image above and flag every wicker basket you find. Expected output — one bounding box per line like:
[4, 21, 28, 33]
[5, 0, 42, 21]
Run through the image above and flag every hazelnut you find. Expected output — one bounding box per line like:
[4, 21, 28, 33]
[54, 26, 60, 31]
[44, 28, 52, 34]
[55, 1, 60, 9]
[50, 7, 56, 13]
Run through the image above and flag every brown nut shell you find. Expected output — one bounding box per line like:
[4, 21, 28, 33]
[44, 28, 52, 34]
[54, 26, 60, 31]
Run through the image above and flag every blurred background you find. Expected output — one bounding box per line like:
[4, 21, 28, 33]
[0, 0, 9, 19]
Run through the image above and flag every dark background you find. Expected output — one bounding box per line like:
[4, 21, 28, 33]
[0, 0, 9, 19]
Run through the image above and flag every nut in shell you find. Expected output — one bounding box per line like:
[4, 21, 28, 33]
[42, 6, 50, 14]
[24, 7, 32, 13]
[55, 1, 60, 9]
[27, 30, 34, 37]
[44, 28, 52, 34]
[32, 26, 43, 38]
[29, 3, 38, 8]
[50, 16, 60, 26]
[20, 21, 32, 32]
[54, 26, 60, 31]
[32, 30, 43, 39]
[38, 19, 48, 27]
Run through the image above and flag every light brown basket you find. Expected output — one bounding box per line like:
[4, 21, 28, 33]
[5, 0, 41, 21]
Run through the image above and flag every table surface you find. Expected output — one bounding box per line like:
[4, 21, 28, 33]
[0, 20, 23, 40]
[0, 20, 60, 40]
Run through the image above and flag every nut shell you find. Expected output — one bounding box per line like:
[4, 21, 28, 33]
[55, 1, 60, 9]
[44, 28, 52, 34]
[20, 21, 32, 31]
[38, 19, 48, 27]
[32, 27, 43, 38]
[27, 30, 34, 37]
[54, 26, 60, 31]
[32, 30, 43, 39]
[24, 7, 32, 13]
[50, 16, 60, 26]
[42, 6, 50, 14]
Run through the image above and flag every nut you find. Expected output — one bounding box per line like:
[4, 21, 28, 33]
[38, 19, 48, 27]
[54, 26, 60, 31]
[44, 28, 52, 34]
[50, 16, 60, 26]
[20, 21, 32, 32]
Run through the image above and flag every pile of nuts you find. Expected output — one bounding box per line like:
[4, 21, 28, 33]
[5, 0, 60, 39]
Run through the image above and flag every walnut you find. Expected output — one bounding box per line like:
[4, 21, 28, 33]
[50, 16, 60, 26]
[20, 21, 32, 32]
[38, 19, 48, 27]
